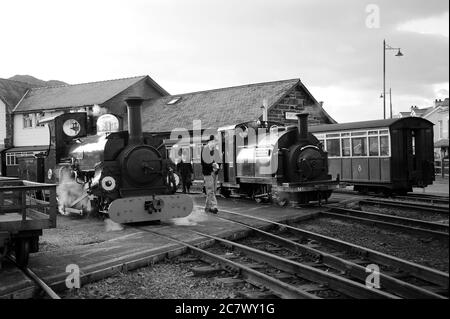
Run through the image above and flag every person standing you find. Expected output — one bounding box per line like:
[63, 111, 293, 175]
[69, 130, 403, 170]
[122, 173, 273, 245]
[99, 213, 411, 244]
[177, 154, 193, 194]
[201, 135, 219, 214]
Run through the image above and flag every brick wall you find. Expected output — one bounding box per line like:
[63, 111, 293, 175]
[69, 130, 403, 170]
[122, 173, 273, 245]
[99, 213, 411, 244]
[5, 110, 13, 148]
[267, 85, 331, 126]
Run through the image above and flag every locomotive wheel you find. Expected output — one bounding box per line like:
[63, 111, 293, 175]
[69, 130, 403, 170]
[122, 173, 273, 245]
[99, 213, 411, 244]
[14, 238, 30, 267]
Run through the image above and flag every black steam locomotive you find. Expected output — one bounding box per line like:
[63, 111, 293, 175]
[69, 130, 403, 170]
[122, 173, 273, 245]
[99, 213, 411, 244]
[17, 97, 193, 223]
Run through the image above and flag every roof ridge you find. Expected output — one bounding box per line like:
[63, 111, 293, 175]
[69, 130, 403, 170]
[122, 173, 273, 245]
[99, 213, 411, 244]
[29, 75, 147, 91]
[166, 78, 301, 97]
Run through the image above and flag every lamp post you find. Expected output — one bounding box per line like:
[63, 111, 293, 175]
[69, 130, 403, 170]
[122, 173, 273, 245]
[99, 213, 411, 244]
[383, 39, 403, 119]
[380, 88, 393, 118]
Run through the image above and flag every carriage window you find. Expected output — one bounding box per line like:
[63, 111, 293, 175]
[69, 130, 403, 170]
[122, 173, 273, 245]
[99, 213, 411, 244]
[341, 132, 350, 137]
[369, 137, 379, 156]
[368, 130, 378, 135]
[342, 138, 351, 157]
[326, 133, 340, 138]
[351, 131, 367, 136]
[380, 136, 389, 156]
[379, 130, 389, 134]
[326, 139, 340, 157]
[352, 137, 367, 156]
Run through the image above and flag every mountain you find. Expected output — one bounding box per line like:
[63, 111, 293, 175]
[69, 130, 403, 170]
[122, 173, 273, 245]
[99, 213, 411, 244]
[8, 75, 68, 87]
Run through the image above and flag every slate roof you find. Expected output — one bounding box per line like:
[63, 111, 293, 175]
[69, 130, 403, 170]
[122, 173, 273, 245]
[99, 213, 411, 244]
[141, 78, 332, 133]
[0, 78, 38, 110]
[13, 75, 168, 113]
[309, 117, 432, 133]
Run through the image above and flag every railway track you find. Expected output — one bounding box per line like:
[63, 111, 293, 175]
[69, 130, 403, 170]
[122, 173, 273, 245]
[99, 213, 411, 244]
[135, 207, 448, 299]
[137, 226, 397, 299]
[404, 193, 449, 205]
[321, 206, 449, 240]
[211, 208, 448, 298]
[359, 198, 449, 215]
[334, 188, 449, 207]
[6, 256, 60, 299]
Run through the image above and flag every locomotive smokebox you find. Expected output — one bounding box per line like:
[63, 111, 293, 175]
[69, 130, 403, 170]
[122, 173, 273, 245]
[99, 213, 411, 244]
[296, 113, 309, 140]
[125, 97, 144, 145]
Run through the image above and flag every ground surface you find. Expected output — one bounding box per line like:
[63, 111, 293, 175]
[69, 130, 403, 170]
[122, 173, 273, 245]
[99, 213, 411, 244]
[1, 183, 448, 299]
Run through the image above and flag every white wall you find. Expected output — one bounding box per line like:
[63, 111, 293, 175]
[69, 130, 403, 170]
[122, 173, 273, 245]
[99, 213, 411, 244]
[0, 100, 6, 148]
[425, 107, 449, 142]
[13, 111, 62, 147]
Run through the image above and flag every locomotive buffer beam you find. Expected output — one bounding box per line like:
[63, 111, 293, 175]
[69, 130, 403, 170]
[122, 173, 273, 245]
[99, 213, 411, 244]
[108, 194, 194, 223]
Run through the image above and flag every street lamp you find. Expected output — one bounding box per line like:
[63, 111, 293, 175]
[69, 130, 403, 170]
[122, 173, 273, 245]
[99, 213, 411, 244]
[380, 88, 393, 118]
[383, 39, 403, 119]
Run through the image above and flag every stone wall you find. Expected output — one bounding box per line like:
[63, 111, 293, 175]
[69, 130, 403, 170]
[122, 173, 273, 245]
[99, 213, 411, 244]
[267, 85, 331, 126]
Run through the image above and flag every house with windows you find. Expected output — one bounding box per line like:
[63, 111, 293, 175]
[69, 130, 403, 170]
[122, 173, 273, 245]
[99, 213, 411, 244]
[4, 75, 168, 175]
[396, 98, 449, 160]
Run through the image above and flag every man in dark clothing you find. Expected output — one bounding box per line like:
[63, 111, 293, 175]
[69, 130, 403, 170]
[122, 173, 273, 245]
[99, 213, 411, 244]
[201, 135, 219, 214]
[177, 154, 193, 194]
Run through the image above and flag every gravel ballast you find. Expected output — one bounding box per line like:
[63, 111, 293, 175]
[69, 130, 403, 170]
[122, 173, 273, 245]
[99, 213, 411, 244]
[296, 217, 449, 272]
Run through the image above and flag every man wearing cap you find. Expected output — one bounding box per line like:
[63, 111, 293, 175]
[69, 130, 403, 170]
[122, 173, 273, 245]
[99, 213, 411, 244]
[201, 135, 219, 214]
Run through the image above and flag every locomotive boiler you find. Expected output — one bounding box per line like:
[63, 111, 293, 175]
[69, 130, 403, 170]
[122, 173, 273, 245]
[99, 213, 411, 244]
[63, 97, 193, 223]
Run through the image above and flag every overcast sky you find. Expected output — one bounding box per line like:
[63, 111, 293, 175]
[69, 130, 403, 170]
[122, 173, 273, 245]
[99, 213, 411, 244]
[1, 0, 448, 122]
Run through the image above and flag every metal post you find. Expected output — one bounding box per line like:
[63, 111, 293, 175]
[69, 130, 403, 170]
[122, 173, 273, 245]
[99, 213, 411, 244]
[383, 39, 386, 119]
[389, 88, 393, 119]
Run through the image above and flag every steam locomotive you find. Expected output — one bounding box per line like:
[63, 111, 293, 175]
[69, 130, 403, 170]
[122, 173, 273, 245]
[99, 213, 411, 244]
[166, 113, 338, 206]
[17, 97, 193, 223]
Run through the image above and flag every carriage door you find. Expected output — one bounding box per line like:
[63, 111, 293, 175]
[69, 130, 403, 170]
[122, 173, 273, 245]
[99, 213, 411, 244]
[405, 129, 421, 182]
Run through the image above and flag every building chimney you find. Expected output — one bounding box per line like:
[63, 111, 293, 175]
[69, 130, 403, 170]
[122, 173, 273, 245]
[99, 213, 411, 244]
[296, 113, 309, 140]
[125, 96, 144, 145]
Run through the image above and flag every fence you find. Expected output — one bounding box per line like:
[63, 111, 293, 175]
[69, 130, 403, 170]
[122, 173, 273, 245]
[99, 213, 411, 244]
[435, 159, 449, 178]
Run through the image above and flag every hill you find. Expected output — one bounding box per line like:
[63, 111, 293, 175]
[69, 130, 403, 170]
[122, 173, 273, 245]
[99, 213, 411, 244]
[8, 75, 67, 87]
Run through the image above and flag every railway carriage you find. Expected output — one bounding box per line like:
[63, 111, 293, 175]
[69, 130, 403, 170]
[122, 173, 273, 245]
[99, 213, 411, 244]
[309, 117, 435, 195]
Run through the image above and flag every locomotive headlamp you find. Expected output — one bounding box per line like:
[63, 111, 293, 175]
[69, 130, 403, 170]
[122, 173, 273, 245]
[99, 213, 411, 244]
[101, 176, 117, 192]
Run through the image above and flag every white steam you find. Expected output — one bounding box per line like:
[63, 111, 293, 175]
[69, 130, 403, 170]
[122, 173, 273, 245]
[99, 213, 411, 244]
[169, 206, 210, 226]
[104, 218, 124, 232]
[56, 169, 91, 215]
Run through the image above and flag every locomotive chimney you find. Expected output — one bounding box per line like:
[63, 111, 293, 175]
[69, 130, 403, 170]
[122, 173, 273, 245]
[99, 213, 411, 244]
[125, 96, 144, 145]
[296, 113, 309, 140]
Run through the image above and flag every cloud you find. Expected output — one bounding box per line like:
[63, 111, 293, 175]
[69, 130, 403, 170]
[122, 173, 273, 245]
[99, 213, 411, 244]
[0, 0, 448, 122]
[397, 12, 449, 37]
